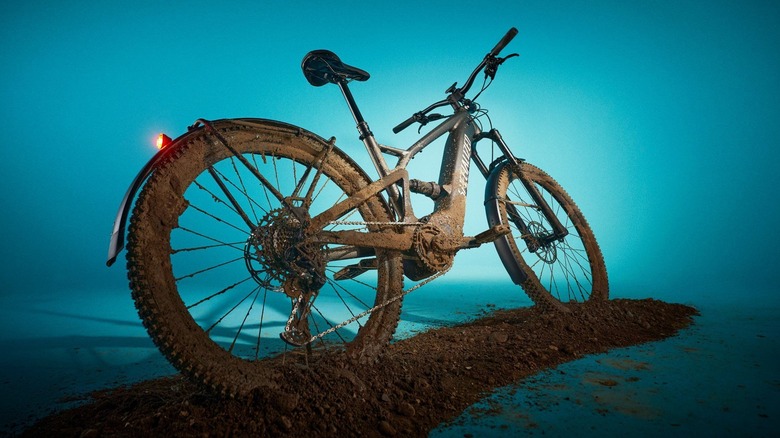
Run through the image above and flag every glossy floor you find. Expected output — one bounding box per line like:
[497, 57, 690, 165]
[1, 282, 777, 436]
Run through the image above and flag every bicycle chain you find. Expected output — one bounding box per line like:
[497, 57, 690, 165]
[305, 264, 451, 345]
[327, 220, 422, 227]
[291, 218, 444, 346]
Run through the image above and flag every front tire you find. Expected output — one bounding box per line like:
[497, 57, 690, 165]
[486, 161, 608, 310]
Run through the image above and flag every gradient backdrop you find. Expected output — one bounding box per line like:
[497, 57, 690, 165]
[1, 0, 778, 431]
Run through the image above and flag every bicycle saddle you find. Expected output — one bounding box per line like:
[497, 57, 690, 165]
[301, 50, 370, 87]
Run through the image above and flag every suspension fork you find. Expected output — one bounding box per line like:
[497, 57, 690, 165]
[474, 129, 568, 249]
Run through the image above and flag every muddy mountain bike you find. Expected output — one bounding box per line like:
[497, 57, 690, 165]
[106, 27, 608, 397]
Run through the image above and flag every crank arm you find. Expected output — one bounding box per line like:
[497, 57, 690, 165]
[460, 224, 511, 249]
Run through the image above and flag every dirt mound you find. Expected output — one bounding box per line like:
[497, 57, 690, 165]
[21, 298, 697, 437]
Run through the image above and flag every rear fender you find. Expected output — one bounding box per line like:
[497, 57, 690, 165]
[105, 129, 191, 266]
[106, 118, 378, 267]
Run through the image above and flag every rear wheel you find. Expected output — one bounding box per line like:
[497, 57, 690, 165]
[127, 120, 403, 397]
[488, 162, 608, 310]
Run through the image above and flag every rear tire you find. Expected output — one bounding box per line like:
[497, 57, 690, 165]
[127, 119, 403, 397]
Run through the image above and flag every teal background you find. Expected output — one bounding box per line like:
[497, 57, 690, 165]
[1, 0, 778, 433]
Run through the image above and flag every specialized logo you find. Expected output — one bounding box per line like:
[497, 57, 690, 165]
[456, 135, 472, 196]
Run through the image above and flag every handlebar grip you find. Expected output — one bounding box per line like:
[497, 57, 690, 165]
[393, 114, 417, 134]
[489, 27, 518, 57]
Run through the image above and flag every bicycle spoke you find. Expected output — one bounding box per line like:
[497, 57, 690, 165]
[176, 226, 247, 249]
[324, 268, 377, 307]
[291, 163, 314, 200]
[207, 166, 256, 230]
[227, 156, 261, 224]
[251, 153, 275, 208]
[187, 202, 249, 235]
[175, 256, 244, 281]
[311, 303, 348, 344]
[210, 165, 270, 217]
[205, 286, 258, 335]
[172, 240, 245, 254]
[324, 279, 366, 322]
[254, 288, 269, 360]
[229, 286, 262, 353]
[209, 131, 289, 207]
[186, 277, 253, 310]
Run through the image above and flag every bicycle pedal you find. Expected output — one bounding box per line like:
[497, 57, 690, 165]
[333, 258, 378, 280]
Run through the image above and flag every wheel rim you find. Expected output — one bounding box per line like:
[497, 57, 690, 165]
[157, 142, 393, 360]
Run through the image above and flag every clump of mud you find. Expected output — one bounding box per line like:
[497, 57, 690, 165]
[22, 298, 696, 437]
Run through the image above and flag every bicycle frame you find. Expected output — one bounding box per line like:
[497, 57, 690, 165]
[314, 78, 566, 259]
[312, 78, 481, 251]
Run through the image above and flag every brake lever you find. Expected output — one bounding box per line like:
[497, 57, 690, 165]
[416, 113, 444, 133]
[484, 53, 519, 80]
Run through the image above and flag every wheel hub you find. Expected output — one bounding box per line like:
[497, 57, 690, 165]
[528, 221, 557, 263]
[244, 207, 325, 292]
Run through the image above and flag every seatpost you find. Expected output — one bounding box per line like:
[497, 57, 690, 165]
[335, 81, 387, 170]
[336, 79, 404, 216]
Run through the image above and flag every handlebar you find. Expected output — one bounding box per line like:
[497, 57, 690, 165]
[394, 27, 518, 133]
[393, 114, 419, 134]
[489, 27, 519, 57]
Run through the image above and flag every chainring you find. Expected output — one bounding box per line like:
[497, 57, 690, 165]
[412, 223, 456, 272]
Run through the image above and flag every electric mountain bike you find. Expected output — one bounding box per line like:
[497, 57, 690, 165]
[106, 27, 608, 397]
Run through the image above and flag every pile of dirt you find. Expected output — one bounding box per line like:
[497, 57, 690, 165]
[22, 298, 697, 437]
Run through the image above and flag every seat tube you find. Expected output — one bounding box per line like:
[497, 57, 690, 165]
[336, 80, 403, 214]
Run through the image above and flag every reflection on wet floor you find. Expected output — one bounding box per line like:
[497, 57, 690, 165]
[432, 296, 779, 436]
[1, 283, 778, 436]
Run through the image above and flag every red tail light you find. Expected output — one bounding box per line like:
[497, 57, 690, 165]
[156, 133, 172, 150]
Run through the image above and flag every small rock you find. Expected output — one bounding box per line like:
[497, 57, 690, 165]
[378, 420, 397, 436]
[275, 393, 299, 413]
[398, 402, 416, 417]
[489, 331, 509, 343]
[549, 345, 559, 351]
[381, 392, 392, 403]
[278, 416, 292, 431]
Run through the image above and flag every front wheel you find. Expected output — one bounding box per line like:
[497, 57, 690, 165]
[486, 161, 608, 310]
